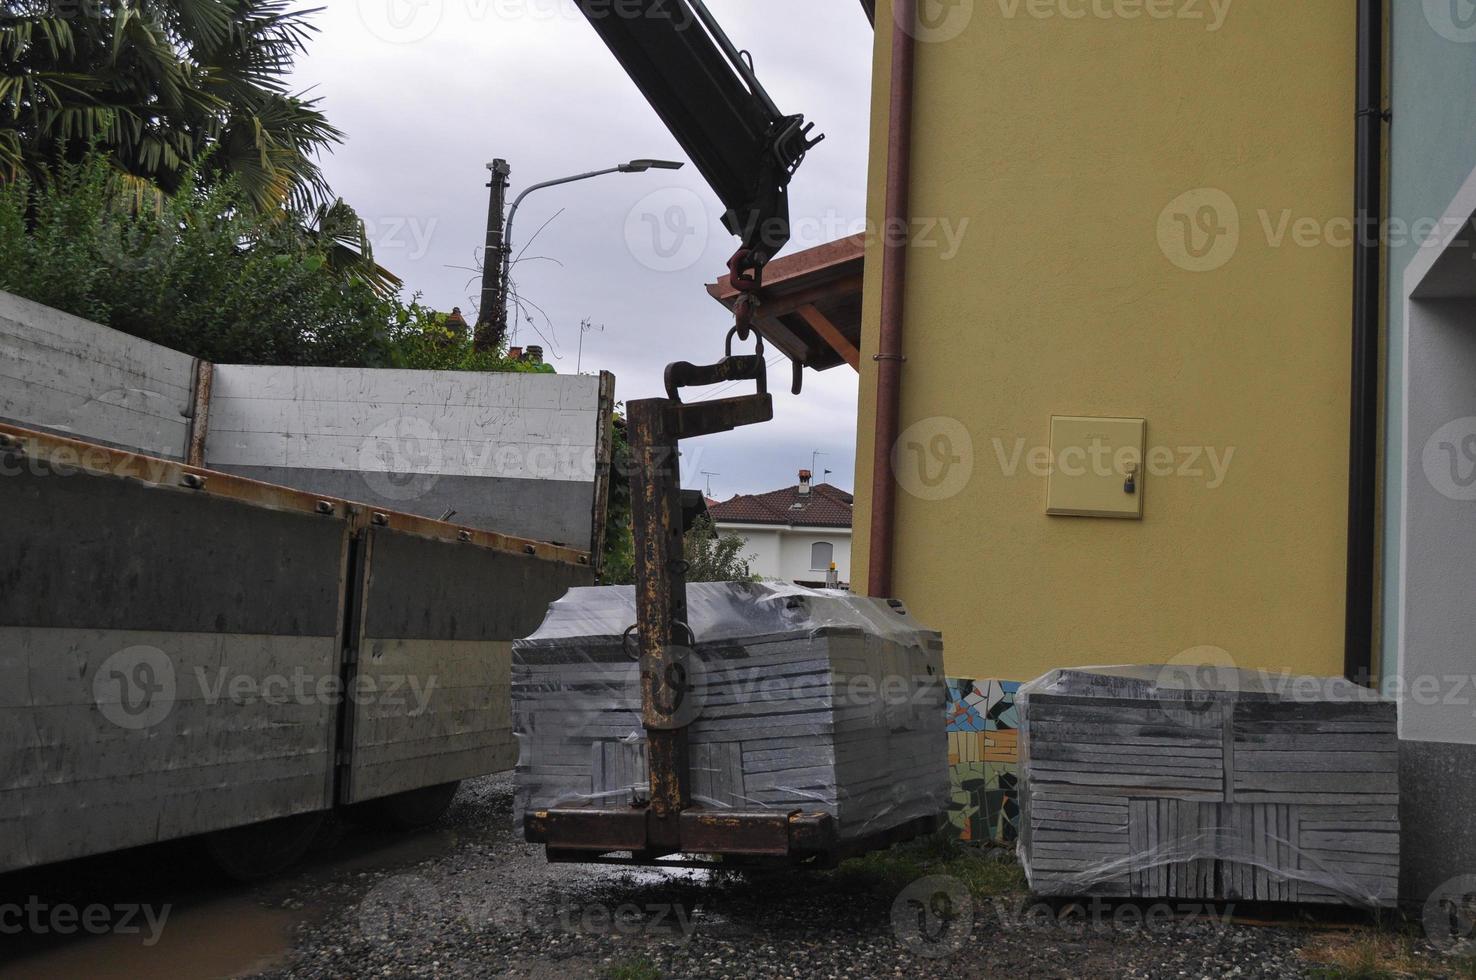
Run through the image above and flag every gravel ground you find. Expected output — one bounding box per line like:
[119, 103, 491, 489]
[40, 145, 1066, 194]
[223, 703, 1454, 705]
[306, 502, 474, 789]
[242, 774, 1474, 980]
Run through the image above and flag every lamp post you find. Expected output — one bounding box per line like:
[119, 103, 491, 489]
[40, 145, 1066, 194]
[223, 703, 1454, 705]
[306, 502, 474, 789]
[481, 158, 684, 352]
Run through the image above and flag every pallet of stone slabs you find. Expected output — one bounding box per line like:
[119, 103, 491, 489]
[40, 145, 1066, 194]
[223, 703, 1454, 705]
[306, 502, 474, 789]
[1026, 797, 1398, 905]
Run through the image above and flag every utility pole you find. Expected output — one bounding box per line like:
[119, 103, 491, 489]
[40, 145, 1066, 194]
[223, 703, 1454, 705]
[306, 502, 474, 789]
[577, 319, 604, 374]
[476, 159, 512, 352]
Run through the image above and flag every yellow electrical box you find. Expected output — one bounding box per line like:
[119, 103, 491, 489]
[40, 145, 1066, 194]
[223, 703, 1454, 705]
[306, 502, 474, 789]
[1046, 416, 1146, 519]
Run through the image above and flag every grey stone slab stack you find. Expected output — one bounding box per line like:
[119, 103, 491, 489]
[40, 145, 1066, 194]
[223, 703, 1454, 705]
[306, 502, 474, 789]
[512, 582, 949, 843]
[1018, 666, 1399, 907]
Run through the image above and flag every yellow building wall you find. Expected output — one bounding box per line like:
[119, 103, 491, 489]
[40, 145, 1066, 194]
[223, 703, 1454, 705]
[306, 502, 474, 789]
[853, 0, 1357, 683]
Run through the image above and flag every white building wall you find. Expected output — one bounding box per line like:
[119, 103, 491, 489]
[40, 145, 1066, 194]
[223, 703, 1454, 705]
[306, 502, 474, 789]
[726, 526, 783, 580]
[717, 522, 852, 587]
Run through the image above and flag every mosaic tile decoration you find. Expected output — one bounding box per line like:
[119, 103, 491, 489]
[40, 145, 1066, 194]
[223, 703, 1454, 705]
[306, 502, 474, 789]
[946, 679, 1021, 843]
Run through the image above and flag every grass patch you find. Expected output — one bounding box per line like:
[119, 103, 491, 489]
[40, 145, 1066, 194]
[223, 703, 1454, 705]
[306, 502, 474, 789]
[605, 956, 662, 980]
[1302, 933, 1409, 979]
[1300, 931, 1476, 979]
[828, 831, 1026, 900]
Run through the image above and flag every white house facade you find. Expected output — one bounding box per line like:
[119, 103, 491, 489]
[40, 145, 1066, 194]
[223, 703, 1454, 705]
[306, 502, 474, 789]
[708, 471, 853, 589]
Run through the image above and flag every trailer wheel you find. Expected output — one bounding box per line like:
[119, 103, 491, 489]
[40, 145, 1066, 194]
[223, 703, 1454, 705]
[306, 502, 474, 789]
[354, 781, 463, 831]
[202, 811, 327, 882]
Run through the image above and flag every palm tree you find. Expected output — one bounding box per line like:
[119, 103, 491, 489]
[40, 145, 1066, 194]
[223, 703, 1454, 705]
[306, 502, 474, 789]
[0, 1, 342, 213]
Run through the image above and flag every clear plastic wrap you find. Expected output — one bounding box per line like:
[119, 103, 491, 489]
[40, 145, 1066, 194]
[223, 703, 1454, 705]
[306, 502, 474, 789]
[512, 582, 950, 842]
[1017, 666, 1400, 907]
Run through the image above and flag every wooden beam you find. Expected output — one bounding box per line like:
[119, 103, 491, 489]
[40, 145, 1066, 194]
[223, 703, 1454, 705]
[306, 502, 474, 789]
[796, 303, 860, 371]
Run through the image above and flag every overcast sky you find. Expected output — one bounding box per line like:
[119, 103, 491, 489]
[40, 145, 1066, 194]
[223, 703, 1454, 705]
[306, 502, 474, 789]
[289, 0, 873, 500]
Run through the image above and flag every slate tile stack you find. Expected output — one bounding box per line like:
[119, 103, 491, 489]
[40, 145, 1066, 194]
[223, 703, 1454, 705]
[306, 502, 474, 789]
[512, 582, 950, 843]
[1018, 666, 1399, 907]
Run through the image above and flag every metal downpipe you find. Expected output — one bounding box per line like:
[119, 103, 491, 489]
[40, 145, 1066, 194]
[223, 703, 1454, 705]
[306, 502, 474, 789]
[866, 0, 917, 599]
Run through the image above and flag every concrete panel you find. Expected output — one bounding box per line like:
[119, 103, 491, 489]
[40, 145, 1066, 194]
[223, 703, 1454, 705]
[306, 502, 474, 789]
[342, 527, 593, 804]
[0, 290, 196, 458]
[0, 461, 350, 871]
[0, 462, 347, 636]
[204, 365, 603, 543]
[360, 526, 592, 643]
[1400, 740, 1476, 903]
[347, 639, 515, 801]
[214, 465, 595, 548]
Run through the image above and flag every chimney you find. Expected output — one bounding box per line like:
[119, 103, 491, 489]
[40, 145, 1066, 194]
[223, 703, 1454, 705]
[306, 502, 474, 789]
[525, 345, 544, 364]
[508, 346, 523, 360]
[798, 469, 813, 495]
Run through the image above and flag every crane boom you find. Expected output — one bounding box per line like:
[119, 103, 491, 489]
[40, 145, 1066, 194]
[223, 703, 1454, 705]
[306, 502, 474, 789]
[576, 0, 822, 277]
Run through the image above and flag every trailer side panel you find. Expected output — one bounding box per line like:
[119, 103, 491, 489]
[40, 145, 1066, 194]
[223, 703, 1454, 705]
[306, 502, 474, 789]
[341, 528, 592, 803]
[0, 457, 350, 872]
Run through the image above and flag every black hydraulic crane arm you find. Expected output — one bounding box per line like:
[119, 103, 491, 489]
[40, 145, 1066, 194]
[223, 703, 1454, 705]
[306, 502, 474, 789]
[576, 0, 823, 282]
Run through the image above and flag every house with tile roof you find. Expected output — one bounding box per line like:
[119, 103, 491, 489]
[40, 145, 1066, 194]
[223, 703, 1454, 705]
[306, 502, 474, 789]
[707, 470, 852, 589]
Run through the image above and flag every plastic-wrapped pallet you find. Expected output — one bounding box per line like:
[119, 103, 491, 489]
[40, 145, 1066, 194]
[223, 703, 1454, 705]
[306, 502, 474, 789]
[1017, 666, 1399, 907]
[512, 582, 949, 843]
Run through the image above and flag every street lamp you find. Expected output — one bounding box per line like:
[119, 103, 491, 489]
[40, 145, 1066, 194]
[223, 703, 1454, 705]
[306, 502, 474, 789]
[486, 158, 684, 349]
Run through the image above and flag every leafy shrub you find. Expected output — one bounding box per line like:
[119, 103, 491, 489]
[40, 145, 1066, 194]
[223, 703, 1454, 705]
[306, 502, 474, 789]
[0, 154, 399, 366]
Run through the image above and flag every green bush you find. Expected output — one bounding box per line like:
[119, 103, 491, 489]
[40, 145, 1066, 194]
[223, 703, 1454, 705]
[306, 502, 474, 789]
[0, 154, 400, 366]
[386, 308, 554, 375]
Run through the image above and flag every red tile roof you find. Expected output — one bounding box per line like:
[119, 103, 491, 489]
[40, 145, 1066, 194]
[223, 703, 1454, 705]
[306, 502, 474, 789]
[708, 482, 853, 529]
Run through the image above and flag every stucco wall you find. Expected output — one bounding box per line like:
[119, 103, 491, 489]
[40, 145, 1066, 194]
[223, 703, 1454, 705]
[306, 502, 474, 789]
[853, 0, 1357, 682]
[717, 523, 853, 585]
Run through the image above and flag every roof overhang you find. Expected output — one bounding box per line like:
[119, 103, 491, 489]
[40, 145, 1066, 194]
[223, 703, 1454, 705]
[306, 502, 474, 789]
[706, 233, 864, 374]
